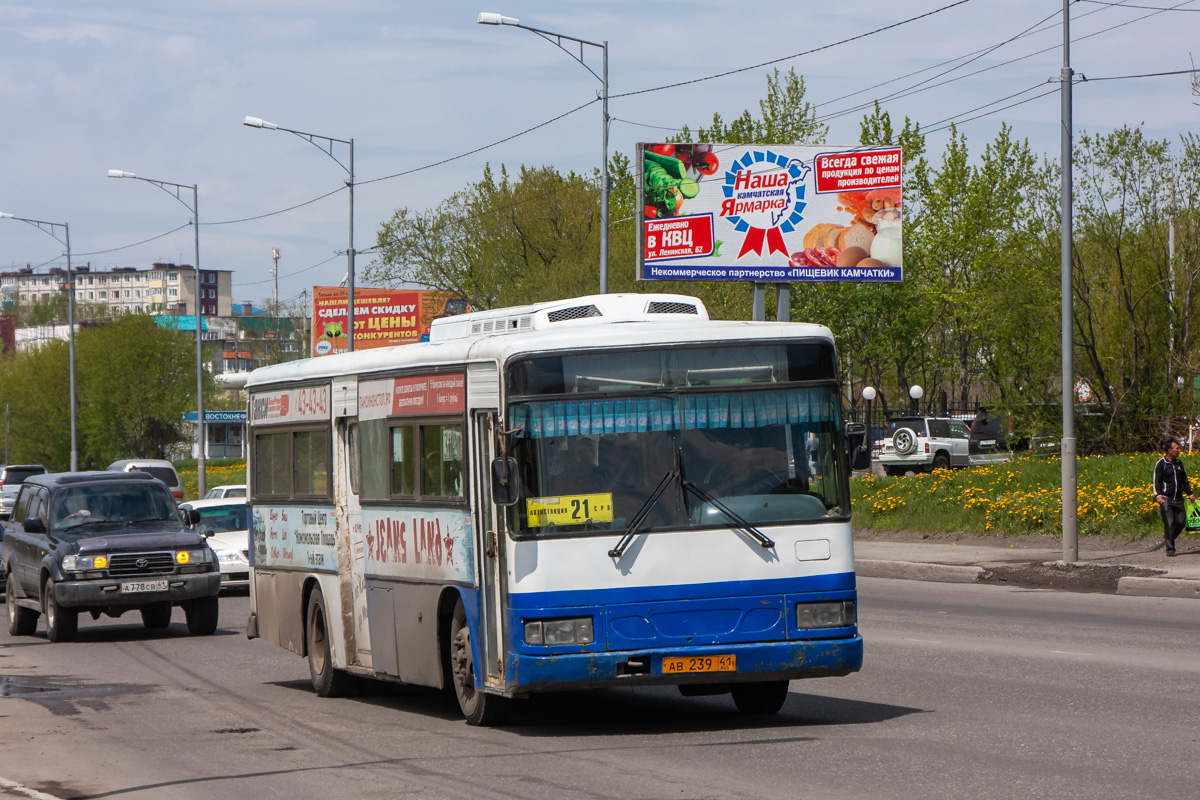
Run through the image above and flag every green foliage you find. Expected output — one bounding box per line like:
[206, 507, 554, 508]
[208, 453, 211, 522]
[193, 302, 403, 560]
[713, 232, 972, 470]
[0, 339, 72, 467]
[673, 68, 828, 146]
[74, 314, 206, 464]
[852, 454, 1162, 537]
[0, 314, 206, 469]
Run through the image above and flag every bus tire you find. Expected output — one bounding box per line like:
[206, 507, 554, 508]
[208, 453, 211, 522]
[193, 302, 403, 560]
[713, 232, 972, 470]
[449, 598, 509, 726]
[307, 589, 351, 698]
[44, 581, 78, 643]
[730, 680, 790, 715]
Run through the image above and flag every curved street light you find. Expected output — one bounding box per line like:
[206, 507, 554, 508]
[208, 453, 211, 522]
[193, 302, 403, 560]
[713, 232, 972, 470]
[106, 170, 207, 495]
[0, 212, 77, 471]
[477, 11, 609, 294]
[243, 116, 357, 351]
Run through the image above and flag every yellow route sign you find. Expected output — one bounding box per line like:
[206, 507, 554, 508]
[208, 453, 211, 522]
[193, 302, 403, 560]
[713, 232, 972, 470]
[526, 494, 614, 526]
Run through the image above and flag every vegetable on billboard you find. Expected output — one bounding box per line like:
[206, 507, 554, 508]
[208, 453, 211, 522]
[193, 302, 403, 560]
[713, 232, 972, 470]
[636, 142, 903, 283]
[310, 287, 470, 357]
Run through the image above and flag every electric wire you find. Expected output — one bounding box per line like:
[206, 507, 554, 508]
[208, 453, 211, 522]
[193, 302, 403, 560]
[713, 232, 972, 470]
[609, 0, 975, 100]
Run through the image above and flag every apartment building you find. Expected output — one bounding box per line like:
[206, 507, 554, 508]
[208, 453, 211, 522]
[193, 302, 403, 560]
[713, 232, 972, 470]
[0, 262, 232, 316]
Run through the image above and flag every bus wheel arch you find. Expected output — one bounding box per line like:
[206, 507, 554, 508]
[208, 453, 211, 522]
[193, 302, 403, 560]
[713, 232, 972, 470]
[299, 576, 323, 658]
[304, 583, 352, 698]
[445, 591, 509, 726]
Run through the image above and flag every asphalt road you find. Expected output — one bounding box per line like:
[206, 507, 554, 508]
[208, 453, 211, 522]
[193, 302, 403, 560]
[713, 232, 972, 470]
[1, 580, 1197, 800]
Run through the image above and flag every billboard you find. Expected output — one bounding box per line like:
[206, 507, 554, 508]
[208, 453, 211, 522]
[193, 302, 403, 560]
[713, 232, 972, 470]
[637, 143, 903, 283]
[310, 287, 469, 357]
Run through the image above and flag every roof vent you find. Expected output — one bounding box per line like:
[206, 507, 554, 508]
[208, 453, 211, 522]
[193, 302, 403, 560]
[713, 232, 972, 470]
[547, 304, 602, 323]
[647, 301, 699, 315]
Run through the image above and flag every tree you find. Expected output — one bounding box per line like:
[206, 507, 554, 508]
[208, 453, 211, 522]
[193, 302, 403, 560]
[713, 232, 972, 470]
[368, 165, 606, 309]
[75, 314, 208, 464]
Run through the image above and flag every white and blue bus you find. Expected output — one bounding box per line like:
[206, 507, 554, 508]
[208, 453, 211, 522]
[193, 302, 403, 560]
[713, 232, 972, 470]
[245, 293, 861, 724]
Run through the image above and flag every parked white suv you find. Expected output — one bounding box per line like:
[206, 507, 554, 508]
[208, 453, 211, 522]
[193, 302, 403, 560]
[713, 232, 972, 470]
[879, 417, 971, 476]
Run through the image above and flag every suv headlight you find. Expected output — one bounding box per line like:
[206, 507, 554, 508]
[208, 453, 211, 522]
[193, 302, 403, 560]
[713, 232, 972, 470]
[176, 549, 212, 565]
[62, 554, 108, 571]
[796, 600, 856, 629]
[524, 617, 594, 646]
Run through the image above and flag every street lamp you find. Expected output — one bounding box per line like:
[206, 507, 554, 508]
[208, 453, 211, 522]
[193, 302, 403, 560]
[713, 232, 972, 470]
[862, 386, 877, 460]
[908, 384, 923, 414]
[477, 11, 610, 294]
[106, 170, 207, 496]
[243, 116, 357, 350]
[0, 212, 77, 471]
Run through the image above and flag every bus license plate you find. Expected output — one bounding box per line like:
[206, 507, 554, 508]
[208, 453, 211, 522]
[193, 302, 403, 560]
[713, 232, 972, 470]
[662, 655, 736, 674]
[120, 579, 169, 594]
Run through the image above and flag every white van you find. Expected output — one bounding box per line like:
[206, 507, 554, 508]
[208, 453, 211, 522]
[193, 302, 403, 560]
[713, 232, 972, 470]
[107, 459, 184, 500]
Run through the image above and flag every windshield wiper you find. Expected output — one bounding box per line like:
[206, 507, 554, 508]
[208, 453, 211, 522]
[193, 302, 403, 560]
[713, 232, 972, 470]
[607, 457, 777, 559]
[680, 481, 775, 550]
[607, 467, 679, 559]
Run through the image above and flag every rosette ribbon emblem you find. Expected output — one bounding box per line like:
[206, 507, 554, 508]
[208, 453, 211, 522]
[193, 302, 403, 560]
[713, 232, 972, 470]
[720, 150, 810, 259]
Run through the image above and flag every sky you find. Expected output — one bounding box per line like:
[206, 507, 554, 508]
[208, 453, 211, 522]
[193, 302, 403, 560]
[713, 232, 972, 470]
[0, 0, 1196, 311]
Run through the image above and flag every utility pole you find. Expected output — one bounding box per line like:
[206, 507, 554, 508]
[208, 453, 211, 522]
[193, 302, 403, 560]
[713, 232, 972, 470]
[271, 247, 281, 318]
[1060, 0, 1078, 563]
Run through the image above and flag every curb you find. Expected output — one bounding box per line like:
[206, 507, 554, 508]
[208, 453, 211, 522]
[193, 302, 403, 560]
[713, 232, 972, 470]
[1116, 576, 1200, 599]
[856, 559, 984, 584]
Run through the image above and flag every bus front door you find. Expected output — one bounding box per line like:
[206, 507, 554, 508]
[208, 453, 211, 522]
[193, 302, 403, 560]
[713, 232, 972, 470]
[475, 412, 505, 689]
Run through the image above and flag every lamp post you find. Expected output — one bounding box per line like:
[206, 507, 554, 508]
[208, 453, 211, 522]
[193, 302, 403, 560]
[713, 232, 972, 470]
[908, 384, 923, 414]
[862, 386, 877, 460]
[477, 11, 609, 294]
[0, 213, 77, 471]
[243, 117, 357, 350]
[106, 170, 206, 496]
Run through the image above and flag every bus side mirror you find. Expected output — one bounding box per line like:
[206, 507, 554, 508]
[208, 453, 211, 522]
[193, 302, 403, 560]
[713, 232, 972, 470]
[491, 457, 519, 507]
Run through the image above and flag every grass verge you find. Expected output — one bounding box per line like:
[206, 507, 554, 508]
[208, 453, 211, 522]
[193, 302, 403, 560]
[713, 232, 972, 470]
[852, 453, 1167, 538]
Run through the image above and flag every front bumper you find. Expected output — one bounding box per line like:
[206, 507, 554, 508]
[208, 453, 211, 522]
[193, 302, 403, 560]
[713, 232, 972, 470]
[54, 572, 222, 608]
[506, 635, 863, 694]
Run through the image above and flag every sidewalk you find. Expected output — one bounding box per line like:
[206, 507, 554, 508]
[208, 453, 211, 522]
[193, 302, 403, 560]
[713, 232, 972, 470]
[854, 536, 1200, 599]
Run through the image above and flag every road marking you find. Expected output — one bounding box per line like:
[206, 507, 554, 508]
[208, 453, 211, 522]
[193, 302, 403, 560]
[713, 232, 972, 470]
[903, 638, 943, 644]
[1051, 650, 1094, 656]
[0, 777, 64, 800]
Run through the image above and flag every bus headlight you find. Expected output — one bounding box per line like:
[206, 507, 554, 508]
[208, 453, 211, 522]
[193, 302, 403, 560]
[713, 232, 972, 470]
[796, 600, 856, 629]
[524, 617, 594, 646]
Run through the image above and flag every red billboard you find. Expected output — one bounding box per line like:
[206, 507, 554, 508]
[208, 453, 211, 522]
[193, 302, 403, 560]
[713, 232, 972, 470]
[311, 287, 469, 357]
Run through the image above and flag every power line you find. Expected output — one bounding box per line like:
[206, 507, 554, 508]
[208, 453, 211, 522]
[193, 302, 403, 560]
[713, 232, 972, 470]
[231, 253, 342, 288]
[357, 98, 599, 186]
[924, 87, 1061, 134]
[610, 0, 975, 100]
[1083, 67, 1200, 80]
[202, 186, 346, 226]
[1077, 0, 1200, 9]
[73, 223, 192, 257]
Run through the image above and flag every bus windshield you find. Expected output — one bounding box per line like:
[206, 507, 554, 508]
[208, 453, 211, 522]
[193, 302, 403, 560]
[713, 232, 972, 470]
[506, 345, 847, 536]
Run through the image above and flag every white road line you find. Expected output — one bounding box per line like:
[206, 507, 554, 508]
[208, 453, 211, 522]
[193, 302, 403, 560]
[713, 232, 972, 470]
[1051, 650, 1095, 656]
[903, 638, 944, 644]
[0, 777, 63, 800]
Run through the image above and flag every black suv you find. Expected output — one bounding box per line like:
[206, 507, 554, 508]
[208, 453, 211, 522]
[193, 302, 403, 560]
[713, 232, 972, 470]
[967, 410, 1014, 466]
[2, 471, 221, 642]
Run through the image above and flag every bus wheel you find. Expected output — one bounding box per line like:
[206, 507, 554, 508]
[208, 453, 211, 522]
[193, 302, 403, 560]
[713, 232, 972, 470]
[306, 589, 351, 698]
[449, 598, 509, 726]
[730, 680, 790, 715]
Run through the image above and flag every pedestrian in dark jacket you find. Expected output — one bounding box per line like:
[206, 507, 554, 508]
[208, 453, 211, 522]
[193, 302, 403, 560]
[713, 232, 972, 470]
[1153, 438, 1194, 556]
